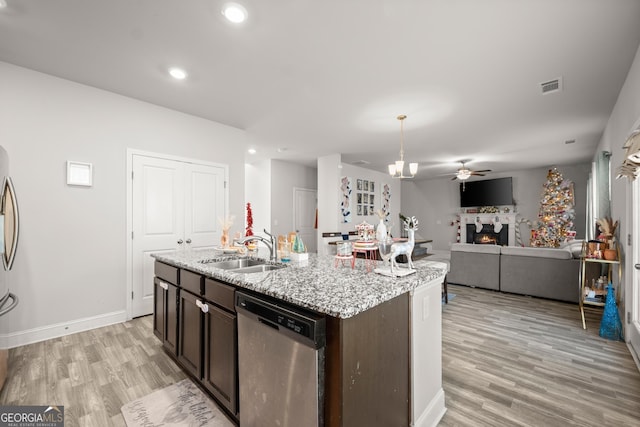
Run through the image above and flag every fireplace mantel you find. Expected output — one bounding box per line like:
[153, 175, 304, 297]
[459, 213, 517, 246]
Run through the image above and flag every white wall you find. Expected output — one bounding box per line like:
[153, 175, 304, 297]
[402, 164, 590, 250]
[245, 159, 271, 238]
[0, 62, 248, 346]
[595, 42, 640, 310]
[316, 155, 403, 256]
[269, 159, 317, 237]
[339, 163, 403, 238]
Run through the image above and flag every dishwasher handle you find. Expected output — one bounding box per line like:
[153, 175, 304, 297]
[258, 317, 279, 330]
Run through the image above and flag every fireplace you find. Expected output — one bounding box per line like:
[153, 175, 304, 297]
[466, 224, 509, 246]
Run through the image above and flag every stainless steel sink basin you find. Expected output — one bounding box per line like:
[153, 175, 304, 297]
[231, 264, 286, 274]
[202, 258, 267, 270]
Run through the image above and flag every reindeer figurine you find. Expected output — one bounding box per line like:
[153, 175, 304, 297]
[390, 216, 418, 273]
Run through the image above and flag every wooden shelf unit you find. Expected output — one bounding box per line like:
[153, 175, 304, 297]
[578, 241, 621, 329]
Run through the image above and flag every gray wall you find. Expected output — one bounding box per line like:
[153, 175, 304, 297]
[401, 163, 590, 250]
[0, 62, 248, 344]
[595, 41, 640, 306]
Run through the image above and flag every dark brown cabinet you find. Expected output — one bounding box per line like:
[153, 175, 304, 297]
[153, 278, 178, 355]
[203, 303, 237, 415]
[153, 262, 179, 355]
[202, 278, 237, 416]
[177, 288, 204, 378]
[154, 262, 238, 421]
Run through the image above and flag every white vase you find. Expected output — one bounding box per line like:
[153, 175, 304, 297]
[376, 220, 387, 242]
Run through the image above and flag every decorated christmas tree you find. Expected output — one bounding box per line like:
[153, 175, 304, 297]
[245, 202, 254, 237]
[530, 168, 575, 247]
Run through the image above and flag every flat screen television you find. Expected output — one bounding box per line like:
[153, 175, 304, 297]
[459, 177, 513, 207]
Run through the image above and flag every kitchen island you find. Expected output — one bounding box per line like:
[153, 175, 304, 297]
[152, 249, 447, 427]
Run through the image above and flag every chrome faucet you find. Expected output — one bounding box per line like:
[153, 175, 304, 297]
[236, 229, 277, 262]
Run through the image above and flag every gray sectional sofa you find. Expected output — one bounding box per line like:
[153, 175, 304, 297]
[447, 243, 581, 303]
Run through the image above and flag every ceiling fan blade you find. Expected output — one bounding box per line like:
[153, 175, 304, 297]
[473, 169, 492, 173]
[470, 172, 485, 176]
[451, 176, 458, 181]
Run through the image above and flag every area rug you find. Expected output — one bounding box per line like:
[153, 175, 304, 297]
[121, 379, 234, 427]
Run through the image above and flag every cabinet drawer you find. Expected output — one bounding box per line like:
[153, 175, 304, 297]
[181, 270, 203, 295]
[204, 278, 235, 312]
[155, 262, 178, 285]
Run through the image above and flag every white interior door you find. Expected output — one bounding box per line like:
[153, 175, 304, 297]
[130, 154, 227, 318]
[628, 178, 640, 360]
[132, 155, 184, 318]
[184, 162, 226, 249]
[293, 187, 317, 253]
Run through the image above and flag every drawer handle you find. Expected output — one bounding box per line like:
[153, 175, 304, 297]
[196, 299, 209, 313]
[158, 281, 169, 291]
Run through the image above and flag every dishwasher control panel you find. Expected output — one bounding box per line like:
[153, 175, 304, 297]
[236, 291, 326, 348]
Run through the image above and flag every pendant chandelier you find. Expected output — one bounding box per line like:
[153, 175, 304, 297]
[388, 115, 418, 178]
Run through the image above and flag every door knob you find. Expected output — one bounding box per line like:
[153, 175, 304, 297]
[635, 263, 640, 270]
[186, 238, 192, 244]
[177, 239, 183, 245]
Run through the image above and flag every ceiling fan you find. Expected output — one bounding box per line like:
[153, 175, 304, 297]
[450, 161, 492, 181]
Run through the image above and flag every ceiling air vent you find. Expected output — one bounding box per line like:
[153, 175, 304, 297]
[351, 160, 370, 166]
[540, 77, 563, 95]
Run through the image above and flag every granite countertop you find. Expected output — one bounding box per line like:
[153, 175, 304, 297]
[152, 249, 447, 319]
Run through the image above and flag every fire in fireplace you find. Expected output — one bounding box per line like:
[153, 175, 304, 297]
[466, 224, 508, 246]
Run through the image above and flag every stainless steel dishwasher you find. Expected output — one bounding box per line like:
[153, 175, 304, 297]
[236, 291, 326, 427]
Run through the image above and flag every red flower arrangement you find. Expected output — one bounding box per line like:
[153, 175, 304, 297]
[245, 202, 254, 237]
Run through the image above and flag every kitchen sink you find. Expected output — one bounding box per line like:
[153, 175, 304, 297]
[202, 258, 267, 270]
[231, 264, 286, 274]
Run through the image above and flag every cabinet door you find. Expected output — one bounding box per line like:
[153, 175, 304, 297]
[165, 282, 178, 355]
[178, 290, 203, 378]
[203, 305, 238, 416]
[153, 278, 166, 341]
[203, 304, 238, 414]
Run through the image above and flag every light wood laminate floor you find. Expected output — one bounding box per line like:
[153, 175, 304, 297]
[439, 285, 640, 427]
[1, 285, 639, 426]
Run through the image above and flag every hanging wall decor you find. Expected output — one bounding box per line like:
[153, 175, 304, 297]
[381, 183, 391, 223]
[340, 176, 352, 223]
[355, 179, 376, 216]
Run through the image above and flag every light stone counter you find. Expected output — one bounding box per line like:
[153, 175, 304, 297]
[152, 249, 447, 319]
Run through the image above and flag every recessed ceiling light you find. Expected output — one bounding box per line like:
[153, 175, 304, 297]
[222, 3, 248, 23]
[277, 147, 288, 153]
[168, 67, 187, 80]
[248, 148, 256, 154]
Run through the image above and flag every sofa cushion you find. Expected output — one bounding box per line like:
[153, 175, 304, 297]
[559, 239, 584, 258]
[500, 246, 572, 260]
[450, 243, 501, 254]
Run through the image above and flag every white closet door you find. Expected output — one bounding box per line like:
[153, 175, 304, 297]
[132, 155, 185, 318]
[130, 155, 227, 318]
[184, 162, 226, 249]
[293, 187, 317, 253]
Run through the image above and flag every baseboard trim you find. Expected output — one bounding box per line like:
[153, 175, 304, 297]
[627, 341, 640, 373]
[0, 310, 127, 349]
[413, 388, 446, 427]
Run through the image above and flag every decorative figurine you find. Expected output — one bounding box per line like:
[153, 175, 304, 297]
[390, 216, 418, 273]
